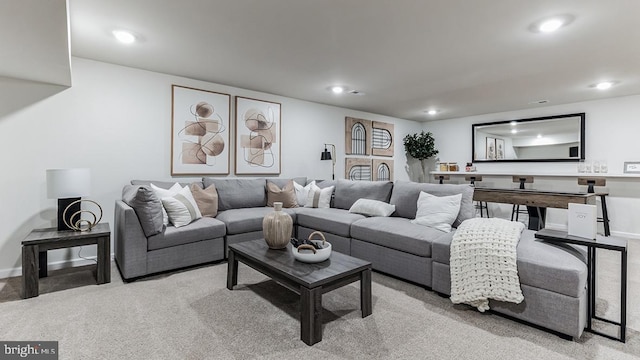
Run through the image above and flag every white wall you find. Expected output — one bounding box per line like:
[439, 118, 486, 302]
[0, 58, 422, 277]
[425, 95, 640, 237]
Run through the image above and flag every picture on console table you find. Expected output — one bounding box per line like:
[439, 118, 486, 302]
[171, 85, 231, 175]
[235, 96, 281, 175]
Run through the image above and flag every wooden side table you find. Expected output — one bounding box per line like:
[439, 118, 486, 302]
[22, 223, 111, 299]
[535, 228, 627, 342]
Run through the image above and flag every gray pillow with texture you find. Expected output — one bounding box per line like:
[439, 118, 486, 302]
[334, 179, 394, 210]
[202, 178, 267, 211]
[122, 185, 164, 237]
[389, 180, 474, 228]
[267, 177, 307, 188]
[131, 180, 200, 189]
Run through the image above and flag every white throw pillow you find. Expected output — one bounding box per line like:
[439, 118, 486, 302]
[151, 182, 182, 225]
[349, 198, 396, 217]
[293, 180, 315, 207]
[410, 191, 462, 232]
[161, 186, 202, 227]
[304, 183, 334, 209]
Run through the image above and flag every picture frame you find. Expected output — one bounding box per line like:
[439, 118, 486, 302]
[345, 158, 372, 181]
[171, 85, 231, 175]
[486, 137, 496, 160]
[235, 96, 281, 175]
[496, 138, 505, 160]
[623, 161, 640, 174]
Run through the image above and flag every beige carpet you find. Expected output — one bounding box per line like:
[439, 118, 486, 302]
[0, 245, 638, 360]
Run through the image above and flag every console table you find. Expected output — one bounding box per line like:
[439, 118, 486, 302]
[473, 188, 596, 230]
[22, 223, 111, 299]
[535, 228, 627, 342]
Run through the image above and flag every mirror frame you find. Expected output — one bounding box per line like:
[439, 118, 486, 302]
[471, 113, 585, 163]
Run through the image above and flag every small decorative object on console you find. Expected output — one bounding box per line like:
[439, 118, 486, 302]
[292, 231, 332, 263]
[262, 202, 293, 249]
[465, 162, 476, 172]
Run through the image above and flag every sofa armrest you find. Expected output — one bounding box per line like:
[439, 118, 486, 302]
[114, 200, 149, 279]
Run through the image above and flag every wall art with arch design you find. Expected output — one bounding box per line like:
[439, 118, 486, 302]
[235, 96, 281, 175]
[345, 158, 372, 181]
[372, 159, 394, 181]
[344, 116, 395, 181]
[171, 85, 231, 175]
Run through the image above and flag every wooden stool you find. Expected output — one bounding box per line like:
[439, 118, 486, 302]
[465, 175, 488, 217]
[578, 177, 611, 236]
[434, 174, 450, 184]
[511, 176, 534, 221]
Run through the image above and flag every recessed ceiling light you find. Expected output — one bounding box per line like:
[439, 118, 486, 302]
[511, 129, 518, 134]
[331, 86, 345, 94]
[112, 30, 136, 44]
[539, 19, 563, 33]
[530, 15, 574, 34]
[510, 121, 517, 126]
[595, 81, 614, 90]
[427, 110, 438, 116]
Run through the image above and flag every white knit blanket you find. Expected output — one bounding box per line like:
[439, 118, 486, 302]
[449, 218, 525, 312]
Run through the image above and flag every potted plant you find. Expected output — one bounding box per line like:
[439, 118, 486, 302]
[403, 131, 439, 182]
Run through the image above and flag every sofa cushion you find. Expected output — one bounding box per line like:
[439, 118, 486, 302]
[389, 180, 474, 228]
[296, 208, 364, 237]
[266, 180, 298, 208]
[122, 185, 164, 238]
[147, 217, 226, 251]
[203, 178, 267, 211]
[411, 191, 462, 232]
[268, 177, 307, 188]
[190, 183, 218, 217]
[351, 217, 448, 257]
[161, 185, 202, 227]
[293, 180, 315, 206]
[304, 184, 334, 208]
[431, 229, 587, 298]
[349, 199, 395, 217]
[151, 182, 182, 225]
[132, 180, 199, 189]
[334, 179, 393, 210]
[216, 207, 298, 235]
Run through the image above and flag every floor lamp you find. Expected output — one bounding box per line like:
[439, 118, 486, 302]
[320, 144, 336, 180]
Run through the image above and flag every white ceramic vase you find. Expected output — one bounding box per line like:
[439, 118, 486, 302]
[262, 202, 293, 249]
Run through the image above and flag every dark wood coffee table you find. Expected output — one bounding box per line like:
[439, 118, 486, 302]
[227, 239, 372, 346]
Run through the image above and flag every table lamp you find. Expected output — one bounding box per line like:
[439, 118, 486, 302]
[46, 168, 91, 231]
[320, 144, 336, 180]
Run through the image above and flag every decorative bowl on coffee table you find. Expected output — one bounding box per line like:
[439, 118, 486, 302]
[292, 231, 331, 263]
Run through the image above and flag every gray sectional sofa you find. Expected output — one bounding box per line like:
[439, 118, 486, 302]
[114, 177, 588, 339]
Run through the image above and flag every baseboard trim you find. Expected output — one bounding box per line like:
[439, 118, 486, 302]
[0, 253, 115, 280]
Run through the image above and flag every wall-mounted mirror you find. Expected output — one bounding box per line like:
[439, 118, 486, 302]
[472, 113, 585, 162]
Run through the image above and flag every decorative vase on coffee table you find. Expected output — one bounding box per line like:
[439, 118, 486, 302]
[263, 202, 293, 249]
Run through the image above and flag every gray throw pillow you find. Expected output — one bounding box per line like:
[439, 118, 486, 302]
[122, 185, 164, 237]
[334, 179, 393, 210]
[202, 178, 267, 211]
[389, 180, 474, 228]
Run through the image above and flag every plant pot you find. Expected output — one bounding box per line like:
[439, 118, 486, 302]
[262, 202, 293, 249]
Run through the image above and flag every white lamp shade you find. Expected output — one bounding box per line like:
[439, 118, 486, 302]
[46, 168, 91, 199]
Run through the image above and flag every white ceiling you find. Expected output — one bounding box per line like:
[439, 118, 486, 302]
[68, 0, 640, 122]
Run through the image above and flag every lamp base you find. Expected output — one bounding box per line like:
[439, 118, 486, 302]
[58, 197, 80, 231]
